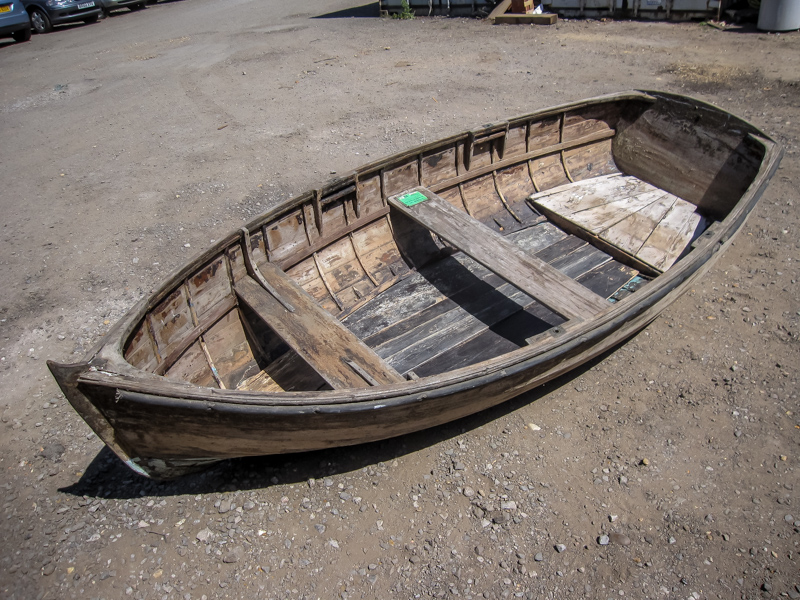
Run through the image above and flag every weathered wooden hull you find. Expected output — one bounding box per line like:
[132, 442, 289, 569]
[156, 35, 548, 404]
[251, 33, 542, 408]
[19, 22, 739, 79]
[48, 91, 782, 479]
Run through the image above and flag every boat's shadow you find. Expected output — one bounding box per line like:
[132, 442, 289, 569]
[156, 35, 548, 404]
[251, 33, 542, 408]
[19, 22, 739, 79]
[59, 346, 616, 499]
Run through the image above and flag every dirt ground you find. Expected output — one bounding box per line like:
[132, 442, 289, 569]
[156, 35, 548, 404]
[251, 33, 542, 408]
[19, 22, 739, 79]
[1, 1, 798, 598]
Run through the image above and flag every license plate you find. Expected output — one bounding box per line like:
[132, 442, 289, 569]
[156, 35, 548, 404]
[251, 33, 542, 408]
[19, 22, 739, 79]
[77, 1, 95, 8]
[0, 5, 11, 12]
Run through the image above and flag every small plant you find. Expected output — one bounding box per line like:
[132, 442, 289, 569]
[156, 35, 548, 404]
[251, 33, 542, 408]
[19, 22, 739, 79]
[393, 0, 415, 20]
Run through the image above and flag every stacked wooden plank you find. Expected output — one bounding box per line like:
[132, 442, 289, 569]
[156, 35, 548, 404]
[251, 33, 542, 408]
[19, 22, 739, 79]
[491, 0, 558, 24]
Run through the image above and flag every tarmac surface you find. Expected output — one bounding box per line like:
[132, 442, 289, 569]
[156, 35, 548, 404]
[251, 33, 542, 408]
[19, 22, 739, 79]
[1, 1, 799, 598]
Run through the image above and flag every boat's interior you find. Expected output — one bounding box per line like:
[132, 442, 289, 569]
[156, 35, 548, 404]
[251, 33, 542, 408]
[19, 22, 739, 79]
[121, 94, 766, 393]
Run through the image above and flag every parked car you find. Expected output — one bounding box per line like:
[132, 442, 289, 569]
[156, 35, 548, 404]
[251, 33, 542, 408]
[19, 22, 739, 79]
[21, 0, 102, 33]
[97, 0, 145, 17]
[0, 1, 31, 42]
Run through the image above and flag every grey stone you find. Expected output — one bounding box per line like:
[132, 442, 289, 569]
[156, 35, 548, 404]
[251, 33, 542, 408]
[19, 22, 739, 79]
[196, 528, 213, 543]
[609, 533, 631, 546]
[222, 546, 244, 564]
[598, 535, 610, 546]
[37, 442, 65, 462]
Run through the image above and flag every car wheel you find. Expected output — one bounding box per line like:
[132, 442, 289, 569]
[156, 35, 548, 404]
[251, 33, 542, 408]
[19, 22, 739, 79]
[84, 14, 99, 23]
[12, 27, 32, 42]
[29, 8, 52, 33]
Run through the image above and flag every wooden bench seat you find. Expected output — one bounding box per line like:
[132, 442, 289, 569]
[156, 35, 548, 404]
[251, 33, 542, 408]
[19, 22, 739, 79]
[388, 187, 610, 321]
[529, 174, 708, 273]
[234, 266, 405, 390]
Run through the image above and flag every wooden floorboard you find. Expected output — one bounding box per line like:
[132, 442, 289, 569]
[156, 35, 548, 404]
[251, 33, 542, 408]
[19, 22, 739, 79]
[407, 230, 641, 377]
[549, 244, 612, 279]
[389, 187, 609, 321]
[533, 235, 587, 264]
[381, 284, 533, 374]
[343, 203, 643, 378]
[364, 270, 510, 348]
[343, 221, 571, 344]
[576, 261, 640, 300]
[357, 223, 581, 371]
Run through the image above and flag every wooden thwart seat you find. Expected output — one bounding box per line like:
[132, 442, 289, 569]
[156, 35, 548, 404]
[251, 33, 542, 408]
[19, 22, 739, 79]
[234, 266, 405, 390]
[388, 187, 610, 321]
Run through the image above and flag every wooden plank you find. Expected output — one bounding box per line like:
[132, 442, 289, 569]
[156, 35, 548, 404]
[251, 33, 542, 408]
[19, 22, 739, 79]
[164, 341, 217, 387]
[202, 310, 260, 390]
[407, 239, 630, 377]
[375, 276, 531, 362]
[272, 205, 391, 271]
[531, 174, 705, 272]
[601, 192, 677, 256]
[548, 244, 612, 279]
[388, 188, 609, 321]
[612, 100, 764, 220]
[488, 0, 512, 19]
[262, 349, 327, 392]
[636, 201, 706, 271]
[495, 164, 539, 223]
[234, 273, 404, 389]
[153, 296, 237, 376]
[346, 223, 564, 362]
[428, 129, 615, 194]
[148, 287, 194, 359]
[286, 257, 340, 314]
[124, 322, 159, 372]
[350, 218, 406, 285]
[557, 191, 667, 235]
[352, 221, 567, 349]
[575, 261, 640, 300]
[187, 256, 232, 320]
[344, 217, 634, 377]
[494, 13, 557, 24]
[236, 369, 284, 393]
[563, 138, 618, 180]
[529, 174, 644, 216]
[532, 235, 586, 264]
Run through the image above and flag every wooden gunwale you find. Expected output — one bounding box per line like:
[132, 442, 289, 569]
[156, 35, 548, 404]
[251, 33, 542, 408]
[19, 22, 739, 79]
[58, 92, 781, 416]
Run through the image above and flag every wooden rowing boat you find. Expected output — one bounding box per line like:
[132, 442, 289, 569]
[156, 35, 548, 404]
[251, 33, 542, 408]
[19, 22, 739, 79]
[48, 91, 782, 479]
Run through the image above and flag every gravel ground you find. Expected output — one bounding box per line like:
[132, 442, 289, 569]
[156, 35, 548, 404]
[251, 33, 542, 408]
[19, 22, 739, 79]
[1, 1, 798, 598]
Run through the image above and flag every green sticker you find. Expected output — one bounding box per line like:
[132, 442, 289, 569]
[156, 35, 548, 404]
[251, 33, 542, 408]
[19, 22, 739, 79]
[397, 191, 428, 207]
